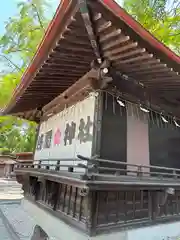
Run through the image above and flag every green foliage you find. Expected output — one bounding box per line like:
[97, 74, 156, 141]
[123, 0, 180, 55]
[0, 0, 55, 106]
[0, 0, 50, 68]
[0, 0, 56, 153]
[0, 116, 37, 153]
[0, 148, 11, 155]
[0, 71, 23, 107]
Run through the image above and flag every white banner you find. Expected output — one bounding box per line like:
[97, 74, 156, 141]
[34, 96, 95, 168]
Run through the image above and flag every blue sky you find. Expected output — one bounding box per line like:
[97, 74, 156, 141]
[0, 0, 175, 43]
[0, 1, 20, 73]
[0, 0, 124, 36]
[0, 0, 122, 74]
[0, 1, 18, 35]
[0, 0, 59, 73]
[0, 0, 59, 35]
[0, 0, 174, 72]
[0, 0, 123, 74]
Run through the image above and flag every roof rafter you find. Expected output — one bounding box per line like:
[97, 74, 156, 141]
[2, 0, 180, 120]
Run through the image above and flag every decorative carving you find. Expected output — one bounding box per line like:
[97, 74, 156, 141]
[89, 60, 112, 90]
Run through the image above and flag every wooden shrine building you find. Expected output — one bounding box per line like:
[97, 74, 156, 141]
[3, 0, 180, 239]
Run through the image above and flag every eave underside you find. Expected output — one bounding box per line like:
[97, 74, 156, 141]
[4, 0, 180, 120]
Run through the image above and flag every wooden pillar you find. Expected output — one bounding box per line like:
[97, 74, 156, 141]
[126, 103, 150, 173]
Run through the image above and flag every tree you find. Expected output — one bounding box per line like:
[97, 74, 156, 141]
[123, 0, 180, 55]
[0, 0, 55, 105]
[0, 115, 36, 153]
[0, 0, 57, 153]
[0, 0, 50, 69]
[0, 71, 23, 107]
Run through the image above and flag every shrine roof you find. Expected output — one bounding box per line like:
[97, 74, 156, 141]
[3, 0, 180, 118]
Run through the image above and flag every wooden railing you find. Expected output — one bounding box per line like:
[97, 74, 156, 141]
[14, 155, 180, 235]
[14, 155, 180, 184]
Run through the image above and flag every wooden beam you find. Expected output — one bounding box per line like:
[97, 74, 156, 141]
[42, 69, 98, 115]
[102, 36, 130, 51]
[109, 48, 146, 61]
[104, 42, 138, 58]
[115, 54, 153, 64]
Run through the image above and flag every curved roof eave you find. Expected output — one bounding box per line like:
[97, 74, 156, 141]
[3, 0, 180, 115]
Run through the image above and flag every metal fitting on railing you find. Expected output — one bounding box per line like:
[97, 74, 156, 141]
[79, 187, 89, 197]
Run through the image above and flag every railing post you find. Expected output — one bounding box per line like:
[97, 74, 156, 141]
[173, 170, 177, 179]
[137, 166, 143, 177]
[38, 164, 41, 169]
[68, 167, 74, 172]
[55, 160, 60, 171]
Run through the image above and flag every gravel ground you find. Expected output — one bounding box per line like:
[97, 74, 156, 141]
[0, 203, 35, 240]
[0, 203, 59, 240]
[0, 179, 58, 240]
[0, 217, 13, 240]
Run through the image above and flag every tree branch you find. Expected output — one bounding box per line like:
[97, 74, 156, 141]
[170, 32, 180, 37]
[6, 48, 30, 54]
[31, 3, 45, 32]
[0, 54, 22, 72]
